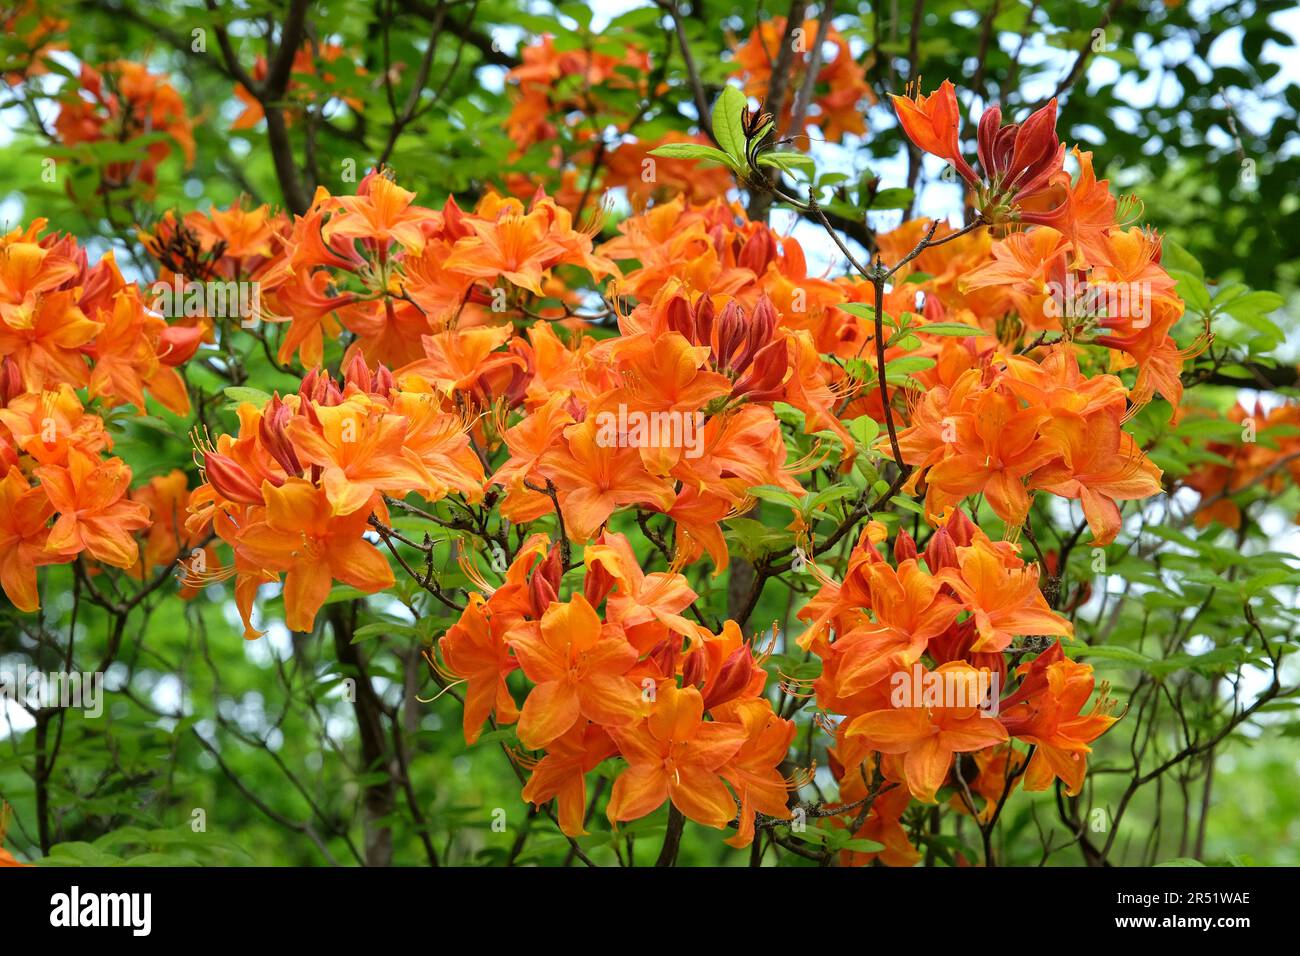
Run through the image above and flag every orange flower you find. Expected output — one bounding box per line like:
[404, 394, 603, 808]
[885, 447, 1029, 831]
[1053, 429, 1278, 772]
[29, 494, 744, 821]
[845, 662, 1009, 803]
[539, 418, 676, 540]
[1000, 643, 1120, 795]
[442, 201, 568, 296]
[0, 466, 59, 611]
[716, 697, 795, 848]
[583, 531, 698, 640]
[891, 80, 978, 183]
[938, 536, 1073, 653]
[36, 448, 149, 569]
[234, 478, 394, 632]
[324, 172, 436, 252]
[922, 383, 1057, 526]
[1030, 411, 1163, 546]
[508, 595, 642, 749]
[439, 593, 520, 744]
[285, 399, 429, 516]
[520, 721, 618, 837]
[606, 681, 747, 830]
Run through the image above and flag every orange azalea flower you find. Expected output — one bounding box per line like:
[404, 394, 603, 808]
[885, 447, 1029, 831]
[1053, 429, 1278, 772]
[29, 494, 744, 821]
[923, 382, 1057, 526]
[607, 681, 747, 830]
[36, 448, 149, 569]
[285, 399, 429, 516]
[86, 284, 191, 416]
[1031, 411, 1163, 545]
[584, 531, 698, 643]
[55, 61, 194, 188]
[715, 697, 796, 848]
[442, 200, 569, 296]
[1023, 148, 1118, 265]
[0, 466, 59, 611]
[265, 267, 350, 368]
[959, 226, 1073, 331]
[508, 595, 642, 749]
[234, 478, 394, 632]
[732, 17, 872, 141]
[1000, 642, 1120, 795]
[938, 536, 1073, 653]
[891, 80, 978, 183]
[389, 390, 486, 503]
[539, 418, 676, 540]
[0, 287, 99, 391]
[829, 557, 960, 696]
[520, 721, 618, 837]
[845, 662, 1009, 803]
[324, 171, 436, 252]
[439, 593, 520, 744]
[0, 384, 111, 466]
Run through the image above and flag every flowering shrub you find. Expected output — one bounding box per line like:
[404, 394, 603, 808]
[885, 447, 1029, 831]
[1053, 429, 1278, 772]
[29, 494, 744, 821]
[0, 1, 1297, 869]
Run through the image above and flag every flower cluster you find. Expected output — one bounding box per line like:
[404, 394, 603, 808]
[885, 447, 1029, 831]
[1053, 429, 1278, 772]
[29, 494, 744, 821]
[231, 41, 363, 130]
[436, 530, 797, 846]
[0, 219, 206, 611]
[798, 511, 1118, 863]
[184, 353, 483, 635]
[731, 16, 874, 142]
[54, 61, 195, 189]
[1183, 400, 1300, 528]
[5, 50, 1237, 862]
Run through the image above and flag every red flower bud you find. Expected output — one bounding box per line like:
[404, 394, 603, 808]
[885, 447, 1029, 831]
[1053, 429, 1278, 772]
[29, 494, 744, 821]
[703, 645, 757, 710]
[731, 337, 788, 403]
[258, 394, 302, 477]
[299, 368, 342, 407]
[0, 357, 23, 406]
[529, 546, 562, 616]
[205, 452, 265, 505]
[343, 352, 372, 394]
[924, 527, 959, 572]
[693, 295, 715, 345]
[583, 560, 615, 609]
[946, 508, 977, 547]
[738, 228, 777, 274]
[713, 299, 747, 374]
[681, 649, 706, 688]
[647, 639, 680, 680]
[665, 293, 696, 342]
[894, 529, 918, 563]
[157, 324, 205, 366]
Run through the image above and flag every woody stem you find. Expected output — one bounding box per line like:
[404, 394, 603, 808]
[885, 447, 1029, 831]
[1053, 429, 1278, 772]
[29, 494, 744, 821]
[871, 263, 907, 476]
[655, 805, 686, 867]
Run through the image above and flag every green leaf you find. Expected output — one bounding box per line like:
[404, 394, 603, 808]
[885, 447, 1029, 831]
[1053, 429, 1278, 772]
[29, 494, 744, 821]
[838, 302, 878, 321]
[869, 187, 914, 210]
[648, 143, 737, 170]
[748, 485, 803, 509]
[711, 85, 749, 166]
[223, 386, 271, 407]
[917, 322, 990, 337]
[757, 151, 815, 174]
[1162, 238, 1204, 282]
[847, 415, 881, 452]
